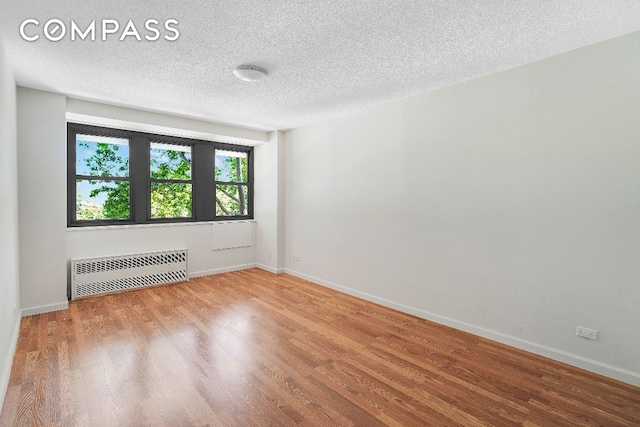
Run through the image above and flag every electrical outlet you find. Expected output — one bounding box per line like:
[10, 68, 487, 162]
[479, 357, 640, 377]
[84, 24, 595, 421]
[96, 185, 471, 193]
[576, 326, 598, 341]
[294, 255, 301, 262]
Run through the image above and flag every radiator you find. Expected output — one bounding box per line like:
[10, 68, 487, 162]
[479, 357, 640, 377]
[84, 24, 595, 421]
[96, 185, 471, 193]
[71, 249, 188, 299]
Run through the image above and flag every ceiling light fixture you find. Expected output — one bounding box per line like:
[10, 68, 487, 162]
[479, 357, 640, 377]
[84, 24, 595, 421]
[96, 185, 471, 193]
[233, 65, 267, 82]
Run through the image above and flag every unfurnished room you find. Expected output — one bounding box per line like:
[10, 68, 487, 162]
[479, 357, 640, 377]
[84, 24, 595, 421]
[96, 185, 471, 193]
[1, 1, 640, 426]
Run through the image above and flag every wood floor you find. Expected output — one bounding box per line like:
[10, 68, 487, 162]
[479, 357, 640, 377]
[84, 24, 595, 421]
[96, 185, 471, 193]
[1, 269, 639, 426]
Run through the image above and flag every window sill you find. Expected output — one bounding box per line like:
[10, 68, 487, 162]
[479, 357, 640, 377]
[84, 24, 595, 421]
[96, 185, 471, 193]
[66, 219, 256, 232]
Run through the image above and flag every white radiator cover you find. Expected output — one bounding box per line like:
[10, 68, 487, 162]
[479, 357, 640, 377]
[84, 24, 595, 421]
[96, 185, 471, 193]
[71, 249, 188, 299]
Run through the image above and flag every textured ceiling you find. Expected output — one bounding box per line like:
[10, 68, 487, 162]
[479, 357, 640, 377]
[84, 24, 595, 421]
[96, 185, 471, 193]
[1, 1, 640, 131]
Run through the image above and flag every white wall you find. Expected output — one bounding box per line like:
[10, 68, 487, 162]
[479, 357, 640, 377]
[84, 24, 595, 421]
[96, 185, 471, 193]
[66, 98, 268, 146]
[67, 222, 256, 279]
[17, 88, 69, 315]
[254, 131, 285, 273]
[14, 89, 268, 316]
[0, 36, 21, 414]
[283, 30, 640, 385]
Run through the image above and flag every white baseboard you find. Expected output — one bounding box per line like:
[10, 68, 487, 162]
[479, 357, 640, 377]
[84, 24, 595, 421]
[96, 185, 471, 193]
[0, 313, 21, 415]
[284, 268, 640, 387]
[190, 263, 257, 278]
[255, 264, 285, 274]
[21, 301, 69, 317]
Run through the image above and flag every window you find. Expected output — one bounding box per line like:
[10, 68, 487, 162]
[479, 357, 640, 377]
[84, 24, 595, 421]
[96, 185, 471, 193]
[215, 150, 249, 216]
[68, 123, 253, 226]
[150, 142, 193, 219]
[74, 134, 131, 220]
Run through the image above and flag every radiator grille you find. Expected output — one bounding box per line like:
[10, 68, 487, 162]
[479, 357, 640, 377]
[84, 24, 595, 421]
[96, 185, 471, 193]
[75, 252, 187, 275]
[71, 250, 188, 299]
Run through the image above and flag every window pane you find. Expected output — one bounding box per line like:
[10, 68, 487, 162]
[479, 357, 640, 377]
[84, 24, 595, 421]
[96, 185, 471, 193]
[150, 142, 191, 179]
[215, 151, 247, 182]
[76, 134, 129, 177]
[76, 179, 130, 220]
[216, 184, 248, 216]
[151, 182, 193, 218]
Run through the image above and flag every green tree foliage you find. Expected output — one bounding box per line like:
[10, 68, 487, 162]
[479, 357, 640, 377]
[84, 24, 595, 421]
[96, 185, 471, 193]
[102, 182, 130, 218]
[76, 196, 104, 220]
[80, 141, 129, 177]
[150, 147, 192, 218]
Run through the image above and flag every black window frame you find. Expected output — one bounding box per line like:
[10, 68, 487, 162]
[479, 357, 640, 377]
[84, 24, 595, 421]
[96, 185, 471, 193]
[68, 123, 254, 227]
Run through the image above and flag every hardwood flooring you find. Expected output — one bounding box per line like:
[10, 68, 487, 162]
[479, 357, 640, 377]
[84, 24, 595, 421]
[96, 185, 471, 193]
[1, 269, 639, 426]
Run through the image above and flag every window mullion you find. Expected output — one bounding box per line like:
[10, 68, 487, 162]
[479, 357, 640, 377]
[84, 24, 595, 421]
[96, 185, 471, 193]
[75, 175, 130, 181]
[194, 143, 215, 221]
[149, 178, 191, 184]
[131, 135, 149, 223]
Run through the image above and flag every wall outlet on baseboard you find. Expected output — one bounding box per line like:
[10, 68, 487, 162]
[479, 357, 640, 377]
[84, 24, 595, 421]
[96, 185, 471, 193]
[291, 253, 301, 262]
[576, 326, 598, 341]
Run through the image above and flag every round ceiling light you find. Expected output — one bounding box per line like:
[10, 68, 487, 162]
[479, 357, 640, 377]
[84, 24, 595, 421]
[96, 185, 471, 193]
[233, 65, 267, 82]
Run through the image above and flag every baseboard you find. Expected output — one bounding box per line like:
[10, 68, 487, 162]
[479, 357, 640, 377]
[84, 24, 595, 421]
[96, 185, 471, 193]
[0, 313, 21, 415]
[255, 264, 285, 274]
[21, 301, 69, 317]
[284, 268, 640, 387]
[190, 263, 257, 278]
